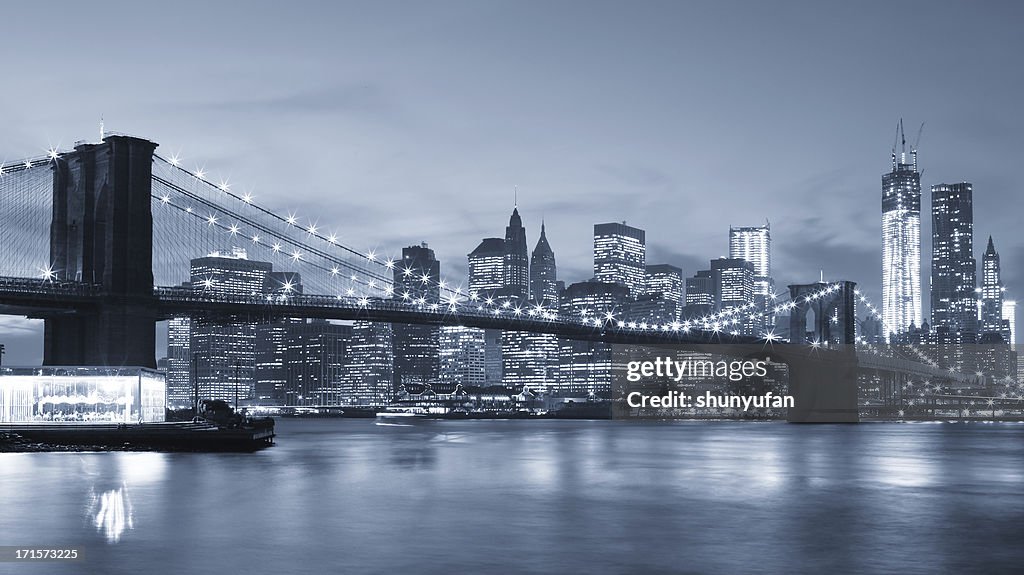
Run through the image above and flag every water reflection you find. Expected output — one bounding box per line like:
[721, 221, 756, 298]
[2, 420, 1022, 573]
[88, 483, 133, 543]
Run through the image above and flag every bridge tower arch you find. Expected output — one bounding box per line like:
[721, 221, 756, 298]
[44, 135, 158, 368]
[788, 281, 857, 346]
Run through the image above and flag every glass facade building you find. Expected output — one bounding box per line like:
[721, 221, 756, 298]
[981, 237, 1011, 342]
[882, 131, 923, 338]
[189, 248, 272, 403]
[593, 222, 646, 299]
[729, 223, 773, 329]
[391, 244, 441, 391]
[644, 264, 683, 322]
[556, 281, 629, 397]
[0, 367, 165, 423]
[930, 183, 977, 340]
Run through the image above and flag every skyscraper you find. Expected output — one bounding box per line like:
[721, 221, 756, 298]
[593, 222, 646, 298]
[530, 222, 558, 305]
[468, 238, 505, 298]
[392, 244, 441, 391]
[341, 321, 393, 405]
[729, 223, 773, 329]
[644, 264, 683, 321]
[711, 257, 754, 312]
[283, 320, 351, 406]
[503, 207, 529, 302]
[557, 281, 629, 397]
[468, 238, 506, 385]
[500, 208, 557, 391]
[930, 183, 977, 340]
[254, 272, 305, 405]
[166, 316, 191, 409]
[189, 248, 272, 403]
[882, 122, 923, 338]
[981, 236, 1011, 342]
[504, 221, 560, 392]
[1002, 300, 1017, 347]
[439, 326, 487, 389]
[683, 269, 715, 319]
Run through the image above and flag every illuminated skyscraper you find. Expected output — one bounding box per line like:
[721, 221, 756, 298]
[254, 272, 305, 405]
[556, 281, 629, 397]
[685, 270, 714, 305]
[503, 207, 529, 302]
[166, 316, 191, 409]
[930, 183, 977, 341]
[189, 248, 272, 403]
[468, 238, 506, 385]
[283, 320, 351, 406]
[504, 221, 559, 392]
[392, 244, 441, 391]
[501, 208, 557, 391]
[593, 222, 646, 298]
[630, 264, 682, 324]
[439, 326, 487, 389]
[1002, 300, 1016, 347]
[341, 321, 393, 405]
[981, 236, 1011, 342]
[468, 238, 505, 298]
[729, 223, 773, 329]
[530, 222, 558, 305]
[711, 258, 754, 312]
[881, 121, 923, 338]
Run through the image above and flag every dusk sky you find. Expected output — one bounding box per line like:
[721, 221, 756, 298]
[1, 0, 1022, 362]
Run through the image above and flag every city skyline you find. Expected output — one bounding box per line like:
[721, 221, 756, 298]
[1, 1, 1023, 363]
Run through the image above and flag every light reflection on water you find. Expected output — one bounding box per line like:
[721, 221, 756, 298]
[89, 484, 132, 543]
[0, 420, 1022, 575]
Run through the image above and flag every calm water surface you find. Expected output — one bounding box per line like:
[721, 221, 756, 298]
[1, 419, 1023, 574]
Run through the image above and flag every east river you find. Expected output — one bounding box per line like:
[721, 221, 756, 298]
[2, 419, 1023, 574]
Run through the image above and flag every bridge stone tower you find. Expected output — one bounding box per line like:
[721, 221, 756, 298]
[44, 135, 159, 368]
[785, 280, 859, 422]
[788, 281, 857, 345]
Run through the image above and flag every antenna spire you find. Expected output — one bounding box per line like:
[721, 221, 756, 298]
[514, 185, 518, 208]
[99, 115, 105, 141]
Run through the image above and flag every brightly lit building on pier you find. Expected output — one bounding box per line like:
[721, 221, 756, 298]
[0, 367, 165, 423]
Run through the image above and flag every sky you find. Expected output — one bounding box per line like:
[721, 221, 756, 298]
[1, 0, 1022, 363]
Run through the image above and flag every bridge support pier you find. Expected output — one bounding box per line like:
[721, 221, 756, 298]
[781, 346, 860, 423]
[44, 135, 158, 368]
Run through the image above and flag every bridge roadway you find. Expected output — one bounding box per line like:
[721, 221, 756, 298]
[0, 276, 982, 378]
[0, 277, 760, 346]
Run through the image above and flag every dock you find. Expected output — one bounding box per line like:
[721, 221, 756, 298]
[0, 420, 275, 452]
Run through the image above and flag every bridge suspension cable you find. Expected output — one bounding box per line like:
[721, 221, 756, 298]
[0, 157, 53, 280]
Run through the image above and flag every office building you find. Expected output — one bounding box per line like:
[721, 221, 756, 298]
[468, 238, 506, 298]
[392, 244, 441, 391]
[530, 222, 558, 305]
[981, 236, 1011, 343]
[189, 248, 272, 403]
[593, 222, 646, 298]
[439, 326, 487, 389]
[468, 237, 506, 385]
[930, 183, 977, 341]
[644, 264, 683, 321]
[556, 281, 629, 397]
[882, 122, 923, 338]
[503, 207, 530, 302]
[166, 316, 192, 409]
[729, 223, 774, 329]
[683, 269, 715, 319]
